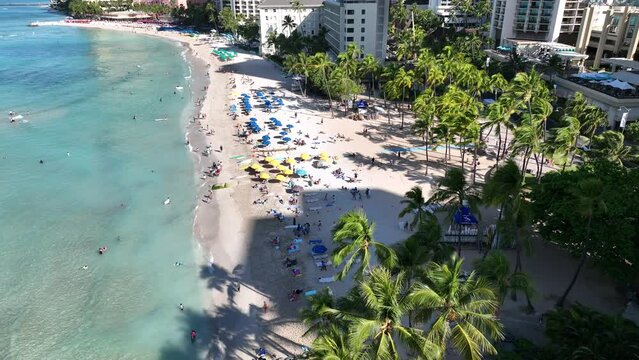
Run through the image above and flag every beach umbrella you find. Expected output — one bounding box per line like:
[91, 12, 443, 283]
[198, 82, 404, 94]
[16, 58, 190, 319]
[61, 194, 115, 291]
[270, 117, 278, 121]
[283, 168, 294, 175]
[286, 124, 294, 128]
[250, 163, 262, 170]
[295, 169, 308, 176]
[240, 164, 250, 170]
[277, 164, 288, 171]
[264, 156, 274, 162]
[282, 137, 291, 142]
[319, 151, 329, 158]
[253, 165, 265, 172]
[279, 131, 288, 136]
[286, 157, 297, 165]
[312, 245, 327, 254]
[259, 172, 271, 180]
[275, 174, 287, 182]
[242, 93, 249, 97]
[249, 117, 257, 121]
[300, 153, 311, 161]
[262, 141, 271, 146]
[269, 159, 281, 167]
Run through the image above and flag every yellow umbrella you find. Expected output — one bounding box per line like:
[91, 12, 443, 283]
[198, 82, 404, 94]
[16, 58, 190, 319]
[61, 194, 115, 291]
[275, 174, 287, 182]
[277, 164, 288, 172]
[240, 164, 250, 170]
[283, 169, 294, 175]
[250, 163, 262, 170]
[286, 157, 297, 165]
[319, 151, 329, 158]
[300, 153, 311, 161]
[269, 159, 281, 167]
[264, 156, 274, 162]
[259, 172, 271, 180]
[253, 165, 265, 172]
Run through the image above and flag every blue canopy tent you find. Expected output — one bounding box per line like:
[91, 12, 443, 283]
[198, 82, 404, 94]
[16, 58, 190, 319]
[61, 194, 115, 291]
[443, 205, 479, 245]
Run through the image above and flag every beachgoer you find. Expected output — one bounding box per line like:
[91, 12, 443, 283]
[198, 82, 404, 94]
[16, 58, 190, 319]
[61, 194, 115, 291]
[190, 329, 197, 342]
[39, 160, 44, 164]
[159, 98, 162, 102]
[133, 115, 136, 120]
[317, 220, 322, 231]
[66, 152, 70, 157]
[365, 188, 370, 198]
[262, 301, 269, 312]
[179, 303, 184, 311]
[81, 265, 88, 270]
[219, 145, 223, 152]
[235, 283, 240, 292]
[371, 157, 375, 165]
[358, 192, 362, 200]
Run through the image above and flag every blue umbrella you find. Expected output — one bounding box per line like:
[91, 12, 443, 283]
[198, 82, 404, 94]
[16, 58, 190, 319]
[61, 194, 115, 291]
[262, 140, 271, 146]
[270, 117, 278, 121]
[262, 135, 271, 140]
[241, 93, 249, 97]
[249, 117, 257, 121]
[312, 245, 327, 254]
[286, 124, 294, 128]
[279, 131, 288, 136]
[295, 169, 307, 176]
[282, 137, 291, 142]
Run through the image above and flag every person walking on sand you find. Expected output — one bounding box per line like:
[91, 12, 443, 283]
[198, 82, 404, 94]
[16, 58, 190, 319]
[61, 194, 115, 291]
[371, 157, 375, 165]
[262, 301, 269, 312]
[219, 145, 223, 152]
[317, 220, 322, 231]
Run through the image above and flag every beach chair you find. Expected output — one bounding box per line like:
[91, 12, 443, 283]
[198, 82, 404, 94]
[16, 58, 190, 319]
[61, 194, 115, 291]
[318, 276, 335, 283]
[312, 254, 329, 261]
[292, 238, 303, 244]
[291, 267, 302, 277]
[308, 239, 322, 245]
[304, 290, 317, 297]
[315, 260, 332, 267]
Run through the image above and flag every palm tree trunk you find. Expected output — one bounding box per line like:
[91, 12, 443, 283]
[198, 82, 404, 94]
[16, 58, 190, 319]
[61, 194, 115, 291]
[424, 136, 429, 174]
[502, 127, 509, 161]
[472, 141, 479, 183]
[557, 217, 592, 307]
[460, 137, 466, 174]
[400, 88, 405, 129]
[496, 132, 502, 167]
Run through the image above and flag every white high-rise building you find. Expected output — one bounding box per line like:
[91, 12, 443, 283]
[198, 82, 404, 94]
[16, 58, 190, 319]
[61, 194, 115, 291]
[413, 0, 478, 26]
[322, 0, 390, 60]
[258, 0, 324, 55]
[490, 0, 588, 46]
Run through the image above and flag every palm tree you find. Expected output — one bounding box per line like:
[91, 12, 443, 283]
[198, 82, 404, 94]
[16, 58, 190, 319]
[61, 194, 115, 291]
[337, 43, 361, 81]
[411, 255, 504, 360]
[483, 96, 517, 167]
[427, 168, 481, 256]
[415, 48, 435, 89]
[393, 67, 414, 129]
[331, 209, 397, 280]
[301, 288, 337, 336]
[557, 178, 607, 307]
[308, 325, 355, 359]
[474, 250, 534, 306]
[281, 15, 296, 36]
[283, 53, 310, 97]
[554, 115, 581, 171]
[413, 89, 436, 174]
[325, 267, 440, 359]
[589, 130, 639, 166]
[311, 53, 335, 118]
[399, 186, 432, 229]
[359, 54, 379, 99]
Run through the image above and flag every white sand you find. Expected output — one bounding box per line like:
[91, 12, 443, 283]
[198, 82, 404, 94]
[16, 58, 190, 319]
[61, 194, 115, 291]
[41, 20, 625, 359]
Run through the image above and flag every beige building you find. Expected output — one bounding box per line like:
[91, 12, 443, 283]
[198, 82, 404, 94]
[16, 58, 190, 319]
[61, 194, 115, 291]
[490, 0, 587, 46]
[576, 5, 639, 69]
[258, 0, 323, 55]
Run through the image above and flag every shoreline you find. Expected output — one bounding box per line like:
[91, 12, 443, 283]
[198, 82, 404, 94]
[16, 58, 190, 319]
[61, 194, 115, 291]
[35, 19, 627, 359]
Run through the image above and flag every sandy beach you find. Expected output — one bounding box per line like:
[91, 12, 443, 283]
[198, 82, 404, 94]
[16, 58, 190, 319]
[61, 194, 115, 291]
[39, 20, 626, 359]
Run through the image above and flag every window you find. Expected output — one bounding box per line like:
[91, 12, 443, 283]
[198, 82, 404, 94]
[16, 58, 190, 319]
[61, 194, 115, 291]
[361, 19, 365, 24]
[311, 30, 314, 35]
[360, 36, 365, 41]
[361, 9, 365, 14]
[346, 27, 354, 33]
[346, 36, 354, 41]
[347, 9, 354, 15]
[346, 18, 354, 24]
[361, 27, 365, 32]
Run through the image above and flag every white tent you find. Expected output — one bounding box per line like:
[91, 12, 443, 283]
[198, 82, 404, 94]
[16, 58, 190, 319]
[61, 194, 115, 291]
[606, 79, 635, 90]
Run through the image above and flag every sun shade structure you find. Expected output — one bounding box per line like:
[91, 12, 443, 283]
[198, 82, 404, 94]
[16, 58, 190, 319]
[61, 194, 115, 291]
[286, 157, 297, 165]
[300, 153, 311, 161]
[269, 159, 281, 167]
[250, 163, 262, 170]
[283, 169, 294, 175]
[275, 174, 287, 182]
[259, 172, 271, 180]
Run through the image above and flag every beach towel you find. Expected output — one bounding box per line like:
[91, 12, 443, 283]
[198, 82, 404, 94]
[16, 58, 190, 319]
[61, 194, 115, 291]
[304, 290, 317, 297]
[318, 276, 335, 283]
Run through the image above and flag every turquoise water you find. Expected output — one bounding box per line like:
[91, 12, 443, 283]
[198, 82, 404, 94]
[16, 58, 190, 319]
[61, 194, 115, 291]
[0, 4, 207, 359]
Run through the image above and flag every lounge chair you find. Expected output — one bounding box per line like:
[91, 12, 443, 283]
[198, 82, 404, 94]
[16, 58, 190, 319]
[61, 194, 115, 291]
[318, 276, 335, 283]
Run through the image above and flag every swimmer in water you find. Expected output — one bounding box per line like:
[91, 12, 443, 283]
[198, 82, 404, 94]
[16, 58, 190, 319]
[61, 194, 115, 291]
[39, 160, 44, 164]
[81, 265, 88, 270]
[66, 152, 70, 157]
[179, 303, 184, 311]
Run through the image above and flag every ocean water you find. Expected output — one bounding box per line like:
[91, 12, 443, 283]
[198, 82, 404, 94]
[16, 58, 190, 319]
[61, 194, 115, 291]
[0, 3, 207, 359]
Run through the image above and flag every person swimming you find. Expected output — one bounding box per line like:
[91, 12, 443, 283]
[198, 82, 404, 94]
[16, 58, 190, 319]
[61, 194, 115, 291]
[190, 329, 197, 342]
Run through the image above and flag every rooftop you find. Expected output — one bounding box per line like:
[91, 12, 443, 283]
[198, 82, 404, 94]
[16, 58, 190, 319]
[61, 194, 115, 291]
[258, 0, 324, 8]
